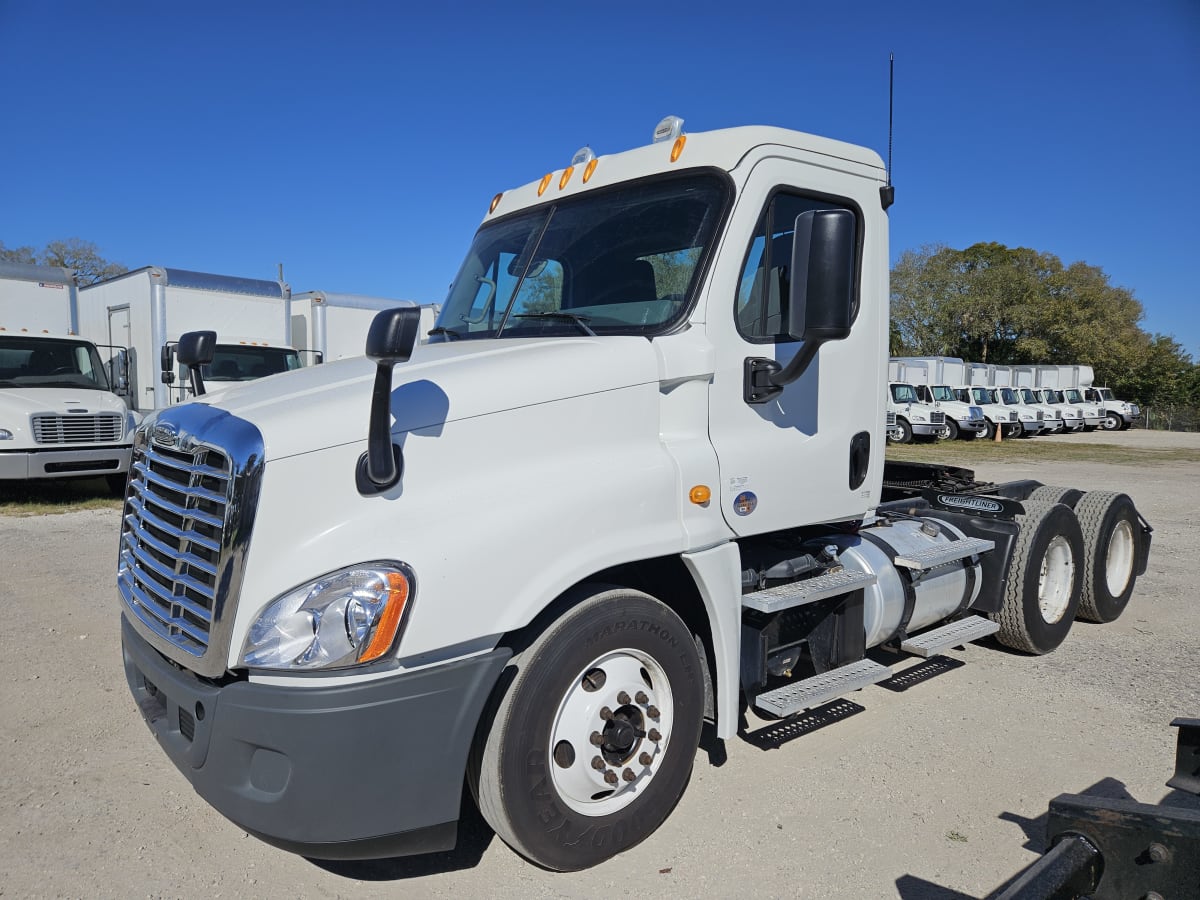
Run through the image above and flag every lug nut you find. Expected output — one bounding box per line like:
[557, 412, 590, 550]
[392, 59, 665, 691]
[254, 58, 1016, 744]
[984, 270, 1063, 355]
[589, 731, 603, 746]
[622, 768, 636, 782]
[591, 756, 606, 771]
[639, 752, 653, 766]
[647, 705, 660, 719]
[604, 770, 618, 785]
[617, 690, 631, 705]
[599, 706, 613, 721]
[648, 728, 662, 742]
[635, 691, 649, 704]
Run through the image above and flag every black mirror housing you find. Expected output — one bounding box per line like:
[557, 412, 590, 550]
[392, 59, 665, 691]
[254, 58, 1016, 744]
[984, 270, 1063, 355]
[365, 307, 422, 365]
[177, 331, 217, 367]
[786, 209, 856, 342]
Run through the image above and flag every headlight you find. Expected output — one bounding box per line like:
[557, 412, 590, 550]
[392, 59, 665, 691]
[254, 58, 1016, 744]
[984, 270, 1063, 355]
[0, 428, 12, 440]
[912, 414, 927, 422]
[240, 562, 415, 670]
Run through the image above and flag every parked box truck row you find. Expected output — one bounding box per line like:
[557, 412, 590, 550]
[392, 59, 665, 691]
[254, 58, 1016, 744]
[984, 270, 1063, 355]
[118, 119, 1152, 872]
[0, 262, 138, 490]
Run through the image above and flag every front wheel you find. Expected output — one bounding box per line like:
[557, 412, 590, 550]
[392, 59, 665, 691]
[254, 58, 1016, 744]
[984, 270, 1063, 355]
[888, 418, 913, 444]
[981, 418, 996, 440]
[470, 586, 704, 871]
[1102, 412, 1122, 431]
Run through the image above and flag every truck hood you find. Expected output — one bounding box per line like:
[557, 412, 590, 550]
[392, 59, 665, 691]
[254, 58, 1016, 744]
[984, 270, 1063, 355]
[191, 336, 663, 461]
[0, 386, 128, 416]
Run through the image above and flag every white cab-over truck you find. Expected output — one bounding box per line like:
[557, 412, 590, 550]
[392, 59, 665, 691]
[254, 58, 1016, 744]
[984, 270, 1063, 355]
[290, 291, 440, 363]
[79, 267, 300, 412]
[0, 262, 137, 490]
[117, 120, 1153, 872]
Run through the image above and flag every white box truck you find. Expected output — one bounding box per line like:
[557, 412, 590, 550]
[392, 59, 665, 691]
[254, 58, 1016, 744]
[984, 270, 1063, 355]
[290, 291, 440, 364]
[890, 357, 987, 440]
[0, 262, 137, 491]
[116, 119, 1153, 872]
[992, 366, 1055, 433]
[79, 267, 300, 412]
[884, 360, 947, 442]
[1062, 364, 1140, 430]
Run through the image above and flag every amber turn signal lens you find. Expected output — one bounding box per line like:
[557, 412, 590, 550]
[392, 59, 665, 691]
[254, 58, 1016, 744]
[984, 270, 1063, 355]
[689, 485, 711, 505]
[670, 135, 687, 163]
[359, 572, 411, 663]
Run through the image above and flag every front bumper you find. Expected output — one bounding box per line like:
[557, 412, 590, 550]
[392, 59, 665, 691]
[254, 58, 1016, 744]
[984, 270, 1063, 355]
[957, 418, 987, 434]
[1020, 421, 1043, 435]
[0, 445, 131, 480]
[910, 422, 945, 436]
[122, 615, 510, 860]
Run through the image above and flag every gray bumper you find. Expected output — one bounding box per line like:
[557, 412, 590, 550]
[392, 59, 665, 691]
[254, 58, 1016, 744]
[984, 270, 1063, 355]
[957, 418, 987, 433]
[122, 615, 510, 860]
[910, 423, 944, 436]
[0, 445, 131, 479]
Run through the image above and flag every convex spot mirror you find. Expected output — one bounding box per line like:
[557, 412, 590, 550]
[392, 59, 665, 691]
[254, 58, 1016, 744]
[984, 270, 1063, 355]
[785, 209, 856, 343]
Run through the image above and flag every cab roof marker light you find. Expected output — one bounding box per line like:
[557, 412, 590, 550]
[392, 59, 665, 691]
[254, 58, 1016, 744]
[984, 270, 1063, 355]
[559, 166, 575, 190]
[489, 192, 504, 214]
[538, 173, 553, 196]
[583, 158, 598, 183]
[653, 115, 684, 144]
[670, 135, 687, 163]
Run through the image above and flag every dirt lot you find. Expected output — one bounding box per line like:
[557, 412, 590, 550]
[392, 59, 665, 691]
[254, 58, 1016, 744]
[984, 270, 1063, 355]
[2, 429, 1197, 899]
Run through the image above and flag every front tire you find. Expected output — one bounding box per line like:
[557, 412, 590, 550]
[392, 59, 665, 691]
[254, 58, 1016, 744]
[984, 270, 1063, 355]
[1102, 412, 1122, 431]
[991, 502, 1084, 654]
[889, 418, 913, 444]
[471, 586, 704, 871]
[1074, 491, 1140, 623]
[945, 420, 960, 441]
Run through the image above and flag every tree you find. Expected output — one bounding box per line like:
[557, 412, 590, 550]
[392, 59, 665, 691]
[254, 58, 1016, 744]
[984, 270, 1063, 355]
[0, 238, 126, 284]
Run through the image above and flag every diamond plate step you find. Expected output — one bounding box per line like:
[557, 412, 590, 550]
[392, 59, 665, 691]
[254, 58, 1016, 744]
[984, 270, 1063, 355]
[754, 659, 893, 718]
[742, 569, 878, 614]
[899, 615, 1000, 658]
[894, 536, 994, 570]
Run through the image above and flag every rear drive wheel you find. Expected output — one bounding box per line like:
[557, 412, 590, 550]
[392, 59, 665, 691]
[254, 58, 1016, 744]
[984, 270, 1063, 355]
[1074, 491, 1140, 623]
[991, 501, 1083, 654]
[1027, 485, 1083, 508]
[470, 586, 703, 871]
[1102, 412, 1122, 431]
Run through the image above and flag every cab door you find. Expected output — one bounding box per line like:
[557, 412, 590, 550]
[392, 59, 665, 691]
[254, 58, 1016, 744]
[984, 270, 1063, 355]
[704, 157, 887, 536]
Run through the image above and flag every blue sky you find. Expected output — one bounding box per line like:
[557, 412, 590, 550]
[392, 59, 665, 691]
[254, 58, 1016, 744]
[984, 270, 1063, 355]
[4, 1, 1198, 355]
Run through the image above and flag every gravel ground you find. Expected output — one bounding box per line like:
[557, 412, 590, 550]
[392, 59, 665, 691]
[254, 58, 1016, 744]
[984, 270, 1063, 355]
[1, 429, 1197, 899]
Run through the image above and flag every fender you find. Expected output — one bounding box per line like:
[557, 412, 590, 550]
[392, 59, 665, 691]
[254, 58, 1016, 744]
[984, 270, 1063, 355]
[682, 542, 742, 740]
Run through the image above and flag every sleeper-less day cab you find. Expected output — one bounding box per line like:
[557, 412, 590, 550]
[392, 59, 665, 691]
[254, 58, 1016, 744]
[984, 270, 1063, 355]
[118, 119, 1152, 871]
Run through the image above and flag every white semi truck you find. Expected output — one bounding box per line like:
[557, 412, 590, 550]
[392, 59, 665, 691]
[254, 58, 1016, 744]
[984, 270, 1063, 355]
[890, 357, 986, 440]
[117, 120, 1153, 872]
[0, 262, 138, 491]
[290, 291, 441, 363]
[79, 266, 300, 412]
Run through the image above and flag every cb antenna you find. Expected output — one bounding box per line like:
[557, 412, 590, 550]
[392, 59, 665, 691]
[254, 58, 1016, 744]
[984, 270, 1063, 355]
[882, 53, 895, 210]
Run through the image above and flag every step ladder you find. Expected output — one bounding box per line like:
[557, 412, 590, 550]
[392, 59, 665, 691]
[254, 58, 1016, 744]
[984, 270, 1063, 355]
[894, 536, 994, 571]
[754, 659, 893, 718]
[742, 569, 877, 614]
[899, 615, 999, 658]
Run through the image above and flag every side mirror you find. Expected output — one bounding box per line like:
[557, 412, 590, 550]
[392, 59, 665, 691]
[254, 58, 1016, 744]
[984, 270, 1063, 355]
[176, 330, 216, 397]
[160, 343, 176, 385]
[744, 209, 857, 404]
[358, 306, 423, 494]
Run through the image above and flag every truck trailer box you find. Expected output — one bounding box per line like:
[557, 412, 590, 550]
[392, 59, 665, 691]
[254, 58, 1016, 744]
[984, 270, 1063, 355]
[79, 267, 298, 412]
[0, 261, 135, 487]
[290, 291, 440, 364]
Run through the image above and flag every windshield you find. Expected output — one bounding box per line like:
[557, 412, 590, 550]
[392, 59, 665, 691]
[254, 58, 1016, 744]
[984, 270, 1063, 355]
[1043, 390, 1062, 403]
[1065, 389, 1084, 403]
[433, 173, 729, 340]
[200, 345, 302, 382]
[971, 387, 994, 405]
[952, 387, 972, 403]
[890, 383, 919, 403]
[0, 335, 112, 390]
[930, 386, 955, 402]
[1098, 388, 1114, 401]
[1019, 388, 1038, 404]
[1000, 387, 1020, 404]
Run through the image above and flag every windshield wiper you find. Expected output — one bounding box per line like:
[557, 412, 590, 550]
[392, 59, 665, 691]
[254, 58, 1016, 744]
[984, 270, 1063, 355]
[427, 326, 461, 341]
[511, 312, 596, 336]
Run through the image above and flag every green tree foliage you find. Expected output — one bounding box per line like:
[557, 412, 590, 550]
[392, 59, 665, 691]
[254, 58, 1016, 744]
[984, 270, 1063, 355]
[891, 242, 1199, 428]
[0, 238, 126, 284]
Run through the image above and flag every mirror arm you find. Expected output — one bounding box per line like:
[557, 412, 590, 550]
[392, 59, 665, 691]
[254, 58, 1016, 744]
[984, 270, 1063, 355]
[743, 340, 823, 405]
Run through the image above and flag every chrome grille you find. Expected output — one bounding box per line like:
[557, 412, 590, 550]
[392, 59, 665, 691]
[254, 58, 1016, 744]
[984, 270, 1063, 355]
[929, 411, 945, 425]
[118, 440, 231, 658]
[886, 411, 897, 426]
[1036, 411, 1044, 421]
[32, 413, 122, 444]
